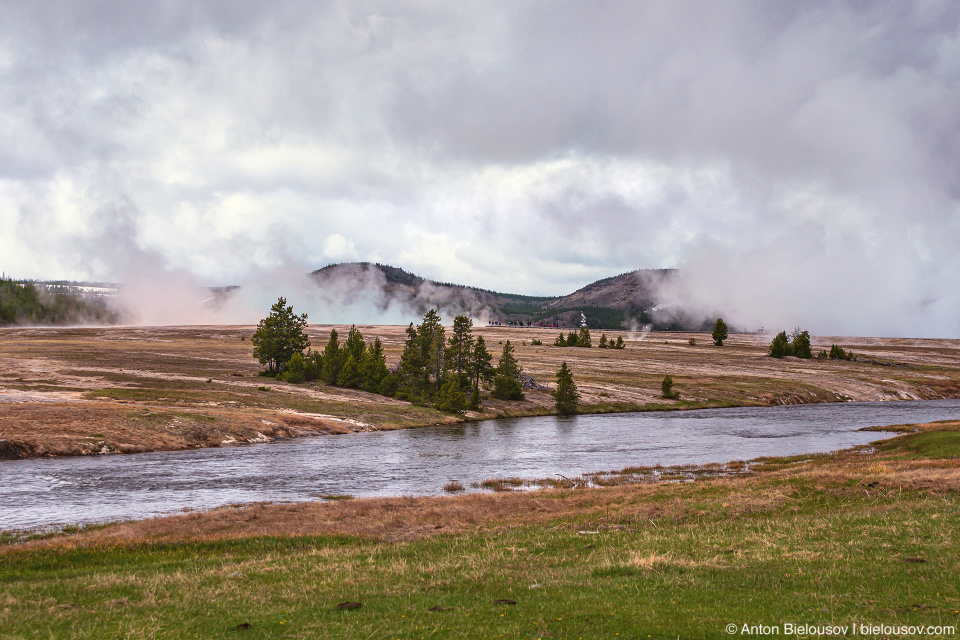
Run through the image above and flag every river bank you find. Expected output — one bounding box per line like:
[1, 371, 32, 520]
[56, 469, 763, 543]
[2, 325, 960, 459]
[1, 421, 958, 639]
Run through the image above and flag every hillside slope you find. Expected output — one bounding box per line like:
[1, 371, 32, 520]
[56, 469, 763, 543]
[310, 263, 687, 329]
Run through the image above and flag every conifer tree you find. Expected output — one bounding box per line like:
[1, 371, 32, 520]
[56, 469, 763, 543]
[445, 315, 474, 387]
[362, 337, 389, 392]
[614, 335, 625, 349]
[712, 318, 728, 346]
[398, 323, 427, 397]
[419, 309, 446, 393]
[251, 297, 310, 374]
[769, 331, 790, 358]
[492, 340, 524, 400]
[791, 330, 812, 359]
[338, 353, 361, 388]
[598, 333, 608, 348]
[577, 325, 592, 348]
[470, 335, 494, 390]
[320, 328, 342, 384]
[344, 325, 366, 364]
[566, 330, 578, 347]
[553, 361, 579, 415]
[554, 332, 566, 346]
[435, 377, 466, 414]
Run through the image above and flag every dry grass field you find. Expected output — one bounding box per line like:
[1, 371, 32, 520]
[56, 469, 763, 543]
[2, 324, 960, 459]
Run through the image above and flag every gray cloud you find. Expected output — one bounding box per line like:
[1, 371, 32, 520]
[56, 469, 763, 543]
[1, 0, 958, 335]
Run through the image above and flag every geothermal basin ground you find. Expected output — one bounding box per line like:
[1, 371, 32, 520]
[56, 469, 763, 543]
[2, 325, 960, 458]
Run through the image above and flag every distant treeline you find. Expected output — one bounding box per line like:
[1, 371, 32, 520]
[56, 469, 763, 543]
[0, 278, 120, 326]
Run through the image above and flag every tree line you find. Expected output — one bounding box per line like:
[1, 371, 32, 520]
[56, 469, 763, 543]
[0, 278, 119, 326]
[552, 326, 625, 348]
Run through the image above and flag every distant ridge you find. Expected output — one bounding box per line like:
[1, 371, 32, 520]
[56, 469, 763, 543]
[310, 262, 699, 330]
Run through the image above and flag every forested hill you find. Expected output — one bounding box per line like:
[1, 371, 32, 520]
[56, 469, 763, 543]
[310, 262, 698, 330]
[0, 279, 120, 326]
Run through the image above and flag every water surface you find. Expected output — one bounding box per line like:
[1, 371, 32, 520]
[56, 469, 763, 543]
[3, 399, 959, 530]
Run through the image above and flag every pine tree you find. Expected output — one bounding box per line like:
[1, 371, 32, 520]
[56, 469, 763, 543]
[712, 318, 728, 346]
[398, 323, 427, 397]
[251, 297, 310, 374]
[577, 325, 592, 348]
[320, 328, 342, 384]
[470, 335, 494, 389]
[769, 331, 790, 358]
[791, 330, 812, 359]
[553, 361, 579, 415]
[445, 315, 474, 387]
[554, 332, 566, 346]
[598, 333, 608, 348]
[362, 337, 389, 392]
[344, 325, 366, 364]
[338, 353, 361, 388]
[566, 330, 578, 347]
[614, 335, 625, 349]
[419, 309, 446, 394]
[435, 377, 466, 414]
[492, 340, 524, 400]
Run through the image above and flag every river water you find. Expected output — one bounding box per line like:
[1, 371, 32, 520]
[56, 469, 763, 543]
[3, 399, 959, 530]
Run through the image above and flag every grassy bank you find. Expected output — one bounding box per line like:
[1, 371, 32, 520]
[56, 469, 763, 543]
[2, 424, 959, 639]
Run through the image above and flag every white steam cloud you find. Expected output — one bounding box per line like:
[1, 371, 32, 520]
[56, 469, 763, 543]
[1, 2, 958, 336]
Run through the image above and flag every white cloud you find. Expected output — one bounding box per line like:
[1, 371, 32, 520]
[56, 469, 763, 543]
[0, 1, 958, 335]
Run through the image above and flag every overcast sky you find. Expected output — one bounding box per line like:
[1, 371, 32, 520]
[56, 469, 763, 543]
[2, 1, 959, 336]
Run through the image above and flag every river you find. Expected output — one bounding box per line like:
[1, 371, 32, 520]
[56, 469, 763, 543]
[2, 398, 959, 530]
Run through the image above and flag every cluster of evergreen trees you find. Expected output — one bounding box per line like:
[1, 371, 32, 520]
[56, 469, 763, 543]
[395, 310, 525, 411]
[817, 344, 856, 361]
[0, 278, 119, 326]
[552, 327, 626, 349]
[272, 309, 529, 414]
[768, 330, 813, 359]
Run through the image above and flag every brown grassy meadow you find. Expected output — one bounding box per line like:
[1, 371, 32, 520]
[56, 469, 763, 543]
[2, 324, 959, 458]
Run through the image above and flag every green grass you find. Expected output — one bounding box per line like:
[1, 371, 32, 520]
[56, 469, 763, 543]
[880, 429, 960, 459]
[2, 476, 958, 639]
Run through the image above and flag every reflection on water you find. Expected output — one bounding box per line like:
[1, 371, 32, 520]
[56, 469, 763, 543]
[2, 399, 959, 530]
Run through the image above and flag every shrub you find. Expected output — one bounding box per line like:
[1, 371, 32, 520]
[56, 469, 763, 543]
[531, 338, 542, 346]
[435, 377, 466, 414]
[443, 481, 465, 493]
[377, 373, 399, 397]
[688, 337, 696, 346]
[661, 375, 680, 399]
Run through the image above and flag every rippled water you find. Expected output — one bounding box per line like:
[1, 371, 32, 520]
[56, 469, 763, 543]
[3, 399, 959, 530]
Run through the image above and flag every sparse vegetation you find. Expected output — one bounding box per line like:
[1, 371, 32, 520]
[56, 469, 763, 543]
[661, 374, 680, 399]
